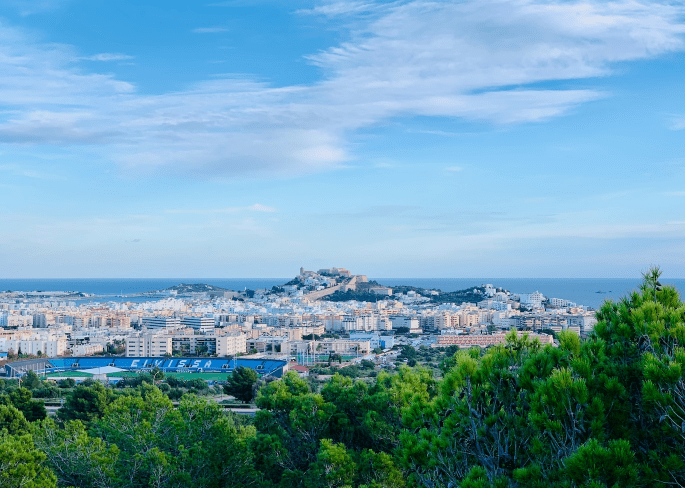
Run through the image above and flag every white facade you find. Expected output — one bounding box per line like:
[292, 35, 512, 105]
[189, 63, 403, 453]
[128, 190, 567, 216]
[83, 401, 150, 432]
[342, 315, 378, 332]
[142, 316, 181, 330]
[549, 298, 577, 308]
[0, 336, 67, 357]
[72, 343, 105, 356]
[216, 333, 247, 357]
[7, 315, 34, 328]
[349, 332, 381, 349]
[181, 316, 216, 331]
[126, 334, 173, 357]
[519, 291, 545, 308]
[390, 315, 420, 331]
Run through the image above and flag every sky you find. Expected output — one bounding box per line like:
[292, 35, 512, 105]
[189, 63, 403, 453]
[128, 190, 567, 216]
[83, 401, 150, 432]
[0, 0, 684, 278]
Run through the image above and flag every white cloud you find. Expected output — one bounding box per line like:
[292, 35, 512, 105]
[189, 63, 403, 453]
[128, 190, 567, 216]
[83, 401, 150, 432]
[81, 53, 134, 61]
[0, 163, 65, 180]
[297, 1, 386, 17]
[668, 115, 685, 130]
[165, 204, 277, 214]
[0, 0, 684, 177]
[5, 0, 73, 16]
[193, 27, 228, 33]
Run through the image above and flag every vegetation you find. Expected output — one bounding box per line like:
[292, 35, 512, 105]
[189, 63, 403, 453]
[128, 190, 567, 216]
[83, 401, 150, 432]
[324, 289, 390, 302]
[224, 366, 259, 403]
[324, 283, 488, 305]
[1, 269, 685, 487]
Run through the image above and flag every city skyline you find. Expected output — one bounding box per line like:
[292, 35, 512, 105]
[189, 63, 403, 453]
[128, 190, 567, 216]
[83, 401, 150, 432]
[1, 0, 684, 278]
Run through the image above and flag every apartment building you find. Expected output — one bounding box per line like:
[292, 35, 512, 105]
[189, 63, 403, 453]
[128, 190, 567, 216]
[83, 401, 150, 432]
[216, 333, 247, 356]
[72, 343, 105, 356]
[126, 334, 173, 357]
[142, 316, 181, 330]
[181, 316, 216, 332]
[0, 336, 67, 357]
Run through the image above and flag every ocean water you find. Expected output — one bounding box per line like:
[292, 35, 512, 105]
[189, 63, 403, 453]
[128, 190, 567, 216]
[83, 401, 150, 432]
[1, 277, 683, 310]
[0, 279, 287, 298]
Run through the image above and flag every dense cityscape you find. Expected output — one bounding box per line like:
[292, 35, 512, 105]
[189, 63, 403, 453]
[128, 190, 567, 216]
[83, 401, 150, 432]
[0, 267, 598, 372]
[1, 269, 684, 488]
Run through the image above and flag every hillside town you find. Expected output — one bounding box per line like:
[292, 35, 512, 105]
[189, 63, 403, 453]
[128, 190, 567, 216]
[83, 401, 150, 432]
[0, 267, 597, 365]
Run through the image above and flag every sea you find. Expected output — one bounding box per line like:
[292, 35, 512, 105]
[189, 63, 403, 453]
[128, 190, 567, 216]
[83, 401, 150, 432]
[1, 277, 684, 310]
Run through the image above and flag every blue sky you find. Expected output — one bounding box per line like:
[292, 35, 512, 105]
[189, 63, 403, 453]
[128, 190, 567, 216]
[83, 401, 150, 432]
[0, 0, 684, 278]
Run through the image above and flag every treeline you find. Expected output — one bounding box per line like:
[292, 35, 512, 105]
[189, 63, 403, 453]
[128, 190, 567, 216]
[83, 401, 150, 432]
[2, 270, 685, 487]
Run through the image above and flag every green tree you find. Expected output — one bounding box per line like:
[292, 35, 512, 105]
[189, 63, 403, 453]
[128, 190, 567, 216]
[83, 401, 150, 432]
[92, 385, 176, 488]
[57, 378, 76, 389]
[0, 404, 29, 436]
[224, 367, 259, 403]
[57, 382, 114, 423]
[2, 388, 46, 422]
[399, 271, 685, 487]
[82, 385, 262, 488]
[0, 433, 57, 488]
[253, 371, 335, 482]
[304, 439, 356, 488]
[33, 418, 120, 488]
[355, 449, 405, 488]
[322, 367, 433, 453]
[20, 371, 41, 391]
[150, 366, 165, 384]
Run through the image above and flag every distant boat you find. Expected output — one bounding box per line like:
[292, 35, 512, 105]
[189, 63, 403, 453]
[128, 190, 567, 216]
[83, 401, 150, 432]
[596, 290, 612, 294]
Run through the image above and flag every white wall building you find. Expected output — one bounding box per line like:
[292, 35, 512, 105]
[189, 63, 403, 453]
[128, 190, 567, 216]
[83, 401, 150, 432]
[181, 316, 216, 332]
[519, 291, 545, 308]
[142, 316, 181, 330]
[216, 333, 247, 357]
[72, 343, 105, 356]
[0, 336, 67, 357]
[126, 334, 173, 357]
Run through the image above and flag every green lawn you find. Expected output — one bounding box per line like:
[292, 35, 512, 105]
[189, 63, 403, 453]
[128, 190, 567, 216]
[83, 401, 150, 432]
[45, 371, 93, 378]
[106, 371, 228, 381]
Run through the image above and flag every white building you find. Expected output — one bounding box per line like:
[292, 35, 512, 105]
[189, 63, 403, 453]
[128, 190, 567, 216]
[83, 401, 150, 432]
[342, 315, 378, 332]
[549, 298, 577, 308]
[519, 291, 545, 308]
[142, 316, 181, 330]
[6, 315, 34, 328]
[349, 332, 395, 349]
[181, 316, 216, 332]
[216, 333, 247, 357]
[0, 336, 67, 357]
[72, 343, 105, 356]
[389, 315, 421, 333]
[126, 334, 173, 357]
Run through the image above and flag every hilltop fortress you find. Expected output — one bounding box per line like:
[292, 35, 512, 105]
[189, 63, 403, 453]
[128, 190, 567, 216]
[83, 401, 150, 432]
[290, 267, 393, 300]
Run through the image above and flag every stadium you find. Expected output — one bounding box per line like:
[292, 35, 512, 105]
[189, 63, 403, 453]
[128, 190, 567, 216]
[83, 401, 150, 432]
[4, 356, 289, 383]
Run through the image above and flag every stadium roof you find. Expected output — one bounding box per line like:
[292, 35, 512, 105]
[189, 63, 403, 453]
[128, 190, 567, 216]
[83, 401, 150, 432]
[78, 366, 125, 375]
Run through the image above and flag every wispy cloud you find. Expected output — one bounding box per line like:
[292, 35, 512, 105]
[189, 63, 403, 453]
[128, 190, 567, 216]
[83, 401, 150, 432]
[0, 163, 66, 180]
[193, 27, 228, 33]
[445, 166, 463, 173]
[667, 115, 685, 130]
[81, 53, 134, 62]
[6, 0, 73, 16]
[0, 0, 684, 177]
[165, 203, 277, 214]
[297, 1, 386, 17]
